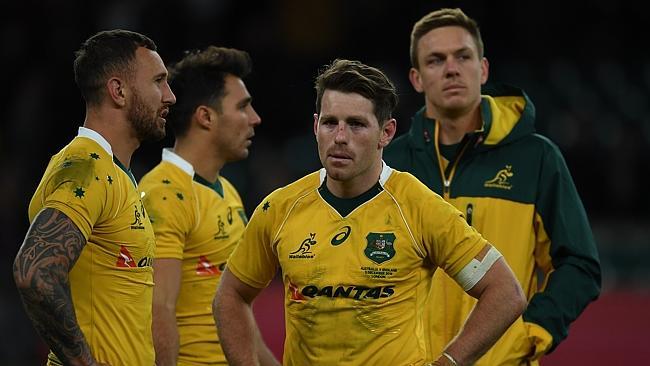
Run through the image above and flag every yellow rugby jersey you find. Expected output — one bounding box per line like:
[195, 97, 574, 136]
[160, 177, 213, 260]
[140, 149, 247, 365]
[228, 164, 488, 366]
[28, 127, 155, 366]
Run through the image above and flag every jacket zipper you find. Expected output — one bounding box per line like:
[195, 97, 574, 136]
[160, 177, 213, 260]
[433, 121, 470, 200]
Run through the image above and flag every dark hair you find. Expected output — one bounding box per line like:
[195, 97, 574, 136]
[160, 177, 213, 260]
[73, 29, 156, 106]
[167, 46, 252, 137]
[410, 8, 484, 69]
[314, 59, 398, 124]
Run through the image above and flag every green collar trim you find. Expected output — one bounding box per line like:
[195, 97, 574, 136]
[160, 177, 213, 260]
[318, 179, 383, 217]
[113, 156, 137, 187]
[194, 174, 224, 197]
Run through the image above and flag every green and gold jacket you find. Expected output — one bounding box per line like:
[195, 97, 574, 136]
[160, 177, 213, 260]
[384, 84, 601, 365]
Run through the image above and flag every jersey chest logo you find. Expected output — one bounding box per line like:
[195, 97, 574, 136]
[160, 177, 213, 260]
[289, 233, 317, 259]
[330, 226, 351, 246]
[364, 232, 396, 264]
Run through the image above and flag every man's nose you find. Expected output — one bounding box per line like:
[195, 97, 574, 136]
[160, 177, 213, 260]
[164, 82, 176, 105]
[334, 122, 348, 143]
[444, 57, 460, 77]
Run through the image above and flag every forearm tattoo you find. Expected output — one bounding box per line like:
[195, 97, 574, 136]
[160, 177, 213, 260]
[13, 208, 95, 365]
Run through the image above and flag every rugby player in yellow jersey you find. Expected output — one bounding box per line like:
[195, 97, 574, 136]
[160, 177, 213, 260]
[214, 59, 527, 366]
[13, 30, 176, 365]
[139, 46, 277, 366]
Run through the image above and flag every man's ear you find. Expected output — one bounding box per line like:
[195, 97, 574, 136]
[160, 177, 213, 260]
[480, 57, 490, 85]
[409, 68, 424, 93]
[313, 113, 319, 135]
[107, 77, 127, 107]
[194, 105, 215, 130]
[379, 118, 397, 148]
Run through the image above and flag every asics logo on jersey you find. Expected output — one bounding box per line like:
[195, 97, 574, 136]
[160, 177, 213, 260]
[116, 245, 153, 268]
[289, 233, 317, 259]
[331, 226, 351, 246]
[295, 284, 395, 301]
[484, 165, 514, 190]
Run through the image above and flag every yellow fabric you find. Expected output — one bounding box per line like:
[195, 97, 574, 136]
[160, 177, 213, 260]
[30, 133, 155, 366]
[483, 95, 526, 146]
[526, 321, 553, 361]
[228, 169, 487, 366]
[140, 159, 246, 365]
[425, 197, 554, 365]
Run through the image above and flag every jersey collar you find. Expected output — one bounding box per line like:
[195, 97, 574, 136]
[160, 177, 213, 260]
[161, 148, 195, 177]
[77, 127, 113, 156]
[318, 160, 394, 187]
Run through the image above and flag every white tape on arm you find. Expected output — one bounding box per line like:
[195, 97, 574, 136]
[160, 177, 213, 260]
[454, 245, 502, 291]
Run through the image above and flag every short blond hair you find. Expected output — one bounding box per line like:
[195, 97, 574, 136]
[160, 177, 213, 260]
[410, 8, 484, 69]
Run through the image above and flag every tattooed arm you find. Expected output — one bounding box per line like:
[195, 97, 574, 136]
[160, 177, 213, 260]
[13, 208, 103, 366]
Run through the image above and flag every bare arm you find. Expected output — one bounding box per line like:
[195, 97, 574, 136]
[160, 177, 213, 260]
[435, 247, 527, 366]
[213, 268, 280, 366]
[13, 208, 102, 366]
[254, 322, 281, 366]
[152, 258, 182, 366]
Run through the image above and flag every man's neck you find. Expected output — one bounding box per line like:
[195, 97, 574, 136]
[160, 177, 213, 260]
[174, 139, 224, 183]
[427, 105, 482, 145]
[83, 108, 139, 167]
[326, 158, 383, 199]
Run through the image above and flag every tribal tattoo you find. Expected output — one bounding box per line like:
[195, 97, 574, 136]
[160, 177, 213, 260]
[13, 208, 97, 365]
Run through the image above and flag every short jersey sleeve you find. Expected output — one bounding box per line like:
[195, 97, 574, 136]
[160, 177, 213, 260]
[226, 196, 279, 289]
[39, 152, 109, 240]
[421, 191, 488, 278]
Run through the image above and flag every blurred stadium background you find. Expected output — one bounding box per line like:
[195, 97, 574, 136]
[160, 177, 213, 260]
[1, 0, 648, 364]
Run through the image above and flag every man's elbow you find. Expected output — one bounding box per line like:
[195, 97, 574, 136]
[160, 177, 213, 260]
[511, 281, 528, 318]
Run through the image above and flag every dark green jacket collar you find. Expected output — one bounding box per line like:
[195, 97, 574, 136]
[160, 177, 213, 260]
[408, 83, 537, 153]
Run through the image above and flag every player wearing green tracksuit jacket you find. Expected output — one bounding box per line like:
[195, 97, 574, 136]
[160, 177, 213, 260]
[385, 9, 601, 365]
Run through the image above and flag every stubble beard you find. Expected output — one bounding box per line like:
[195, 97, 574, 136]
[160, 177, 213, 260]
[128, 91, 165, 142]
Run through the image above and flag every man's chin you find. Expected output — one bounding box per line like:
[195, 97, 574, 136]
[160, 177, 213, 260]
[138, 128, 166, 142]
[325, 166, 349, 182]
[438, 101, 470, 119]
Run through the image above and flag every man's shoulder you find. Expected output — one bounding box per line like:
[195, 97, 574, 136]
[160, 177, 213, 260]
[384, 132, 416, 168]
[387, 134, 411, 151]
[255, 171, 320, 214]
[140, 161, 192, 192]
[505, 132, 564, 158]
[272, 171, 320, 200]
[56, 136, 113, 164]
[39, 137, 114, 188]
[385, 169, 438, 200]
